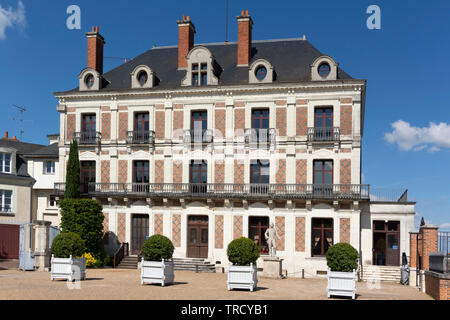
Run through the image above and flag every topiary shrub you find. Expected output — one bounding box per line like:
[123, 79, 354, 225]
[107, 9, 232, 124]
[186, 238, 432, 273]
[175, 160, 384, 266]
[59, 198, 105, 261]
[51, 232, 86, 258]
[141, 235, 174, 261]
[326, 242, 359, 272]
[226, 237, 260, 266]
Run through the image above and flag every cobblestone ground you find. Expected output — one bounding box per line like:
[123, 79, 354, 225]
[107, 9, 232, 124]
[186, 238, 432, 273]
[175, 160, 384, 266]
[0, 268, 432, 300]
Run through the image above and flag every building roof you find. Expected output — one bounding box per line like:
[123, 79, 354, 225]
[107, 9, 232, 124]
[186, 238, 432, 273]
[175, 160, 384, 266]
[24, 143, 59, 158]
[57, 39, 354, 94]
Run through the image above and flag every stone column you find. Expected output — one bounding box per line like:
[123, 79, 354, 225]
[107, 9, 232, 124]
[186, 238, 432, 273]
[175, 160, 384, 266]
[33, 220, 51, 271]
[420, 224, 438, 271]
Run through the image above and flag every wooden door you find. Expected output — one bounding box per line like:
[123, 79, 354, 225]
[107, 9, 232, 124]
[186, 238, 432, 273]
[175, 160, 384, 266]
[187, 216, 208, 258]
[386, 221, 400, 266]
[0, 224, 20, 259]
[131, 215, 149, 255]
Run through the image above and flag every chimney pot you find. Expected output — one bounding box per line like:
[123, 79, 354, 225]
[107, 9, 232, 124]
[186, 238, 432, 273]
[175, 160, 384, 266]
[4, 131, 8, 138]
[245, 10, 249, 16]
[12, 136, 17, 141]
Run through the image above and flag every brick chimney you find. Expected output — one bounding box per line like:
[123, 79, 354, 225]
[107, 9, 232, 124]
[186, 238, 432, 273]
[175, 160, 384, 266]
[86, 26, 105, 74]
[177, 15, 196, 70]
[237, 10, 253, 66]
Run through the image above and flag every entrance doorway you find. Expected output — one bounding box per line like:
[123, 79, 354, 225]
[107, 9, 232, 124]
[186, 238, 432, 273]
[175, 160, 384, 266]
[187, 216, 208, 258]
[372, 220, 400, 266]
[131, 215, 149, 255]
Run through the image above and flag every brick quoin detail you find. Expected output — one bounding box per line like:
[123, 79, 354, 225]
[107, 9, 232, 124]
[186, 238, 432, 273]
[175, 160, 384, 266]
[117, 213, 126, 243]
[66, 114, 76, 140]
[295, 217, 305, 252]
[233, 216, 243, 239]
[173, 110, 184, 139]
[215, 109, 226, 137]
[155, 160, 164, 184]
[340, 218, 351, 243]
[154, 214, 163, 235]
[172, 214, 181, 247]
[296, 107, 308, 136]
[101, 113, 111, 140]
[340, 159, 351, 185]
[101, 160, 110, 184]
[118, 160, 127, 184]
[215, 215, 224, 249]
[276, 159, 286, 184]
[215, 161, 225, 184]
[409, 233, 418, 268]
[234, 160, 244, 184]
[340, 105, 352, 135]
[296, 159, 307, 184]
[118, 112, 128, 140]
[234, 108, 245, 131]
[276, 108, 287, 136]
[173, 161, 183, 184]
[103, 213, 109, 232]
[155, 111, 165, 139]
[275, 216, 285, 251]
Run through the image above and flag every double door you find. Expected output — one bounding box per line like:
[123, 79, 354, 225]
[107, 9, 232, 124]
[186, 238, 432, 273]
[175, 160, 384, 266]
[187, 216, 208, 258]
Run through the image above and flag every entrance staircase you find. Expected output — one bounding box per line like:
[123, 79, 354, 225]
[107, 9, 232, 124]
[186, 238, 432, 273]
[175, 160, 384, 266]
[361, 265, 401, 283]
[173, 258, 216, 273]
[116, 255, 139, 269]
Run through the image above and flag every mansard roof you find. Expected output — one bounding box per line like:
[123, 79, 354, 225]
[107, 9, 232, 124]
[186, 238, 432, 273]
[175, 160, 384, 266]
[57, 38, 353, 94]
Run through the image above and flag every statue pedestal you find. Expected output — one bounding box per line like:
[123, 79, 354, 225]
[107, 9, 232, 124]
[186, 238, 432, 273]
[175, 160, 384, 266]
[262, 256, 283, 279]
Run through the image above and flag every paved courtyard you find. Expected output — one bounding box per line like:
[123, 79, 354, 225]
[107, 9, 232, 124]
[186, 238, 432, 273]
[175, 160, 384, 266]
[0, 267, 432, 300]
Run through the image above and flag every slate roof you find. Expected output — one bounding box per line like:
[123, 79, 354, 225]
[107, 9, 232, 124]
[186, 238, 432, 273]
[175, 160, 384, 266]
[25, 143, 59, 158]
[57, 39, 354, 94]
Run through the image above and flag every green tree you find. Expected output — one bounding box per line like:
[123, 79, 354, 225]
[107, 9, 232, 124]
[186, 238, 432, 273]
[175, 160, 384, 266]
[64, 139, 80, 199]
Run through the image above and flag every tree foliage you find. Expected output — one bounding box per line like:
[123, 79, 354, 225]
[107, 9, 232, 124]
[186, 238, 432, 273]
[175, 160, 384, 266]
[326, 242, 359, 272]
[51, 232, 86, 258]
[226, 237, 260, 266]
[64, 139, 80, 199]
[141, 235, 174, 261]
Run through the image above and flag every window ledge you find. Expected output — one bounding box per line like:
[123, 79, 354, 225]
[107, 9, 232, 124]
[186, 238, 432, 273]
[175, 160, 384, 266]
[305, 256, 327, 261]
[0, 212, 15, 217]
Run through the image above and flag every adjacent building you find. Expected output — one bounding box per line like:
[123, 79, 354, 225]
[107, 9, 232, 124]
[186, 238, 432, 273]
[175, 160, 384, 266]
[52, 12, 416, 276]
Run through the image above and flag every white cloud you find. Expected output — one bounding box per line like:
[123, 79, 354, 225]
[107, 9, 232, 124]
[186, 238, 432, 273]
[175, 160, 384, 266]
[0, 1, 26, 40]
[385, 120, 450, 152]
[439, 222, 450, 230]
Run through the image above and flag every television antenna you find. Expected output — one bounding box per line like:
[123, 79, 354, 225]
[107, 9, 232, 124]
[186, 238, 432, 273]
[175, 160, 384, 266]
[12, 104, 27, 141]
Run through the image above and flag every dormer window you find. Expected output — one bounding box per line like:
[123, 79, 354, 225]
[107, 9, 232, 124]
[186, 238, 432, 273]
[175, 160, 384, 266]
[137, 71, 148, 87]
[192, 63, 208, 86]
[318, 63, 331, 78]
[0, 153, 11, 173]
[78, 68, 101, 91]
[181, 46, 219, 87]
[311, 56, 338, 81]
[130, 65, 154, 89]
[255, 66, 267, 81]
[249, 59, 274, 84]
[85, 74, 95, 88]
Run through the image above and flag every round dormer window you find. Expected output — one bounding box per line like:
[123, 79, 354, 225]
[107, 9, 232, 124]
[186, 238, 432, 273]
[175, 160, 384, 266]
[85, 74, 95, 88]
[255, 65, 267, 81]
[137, 71, 148, 87]
[318, 63, 331, 78]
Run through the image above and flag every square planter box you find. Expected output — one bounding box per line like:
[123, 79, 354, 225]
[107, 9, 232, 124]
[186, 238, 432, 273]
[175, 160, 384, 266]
[50, 255, 86, 281]
[227, 263, 258, 292]
[141, 258, 174, 286]
[327, 268, 356, 299]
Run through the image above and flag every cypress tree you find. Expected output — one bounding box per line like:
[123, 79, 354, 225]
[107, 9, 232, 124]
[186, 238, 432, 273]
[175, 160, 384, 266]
[64, 139, 80, 199]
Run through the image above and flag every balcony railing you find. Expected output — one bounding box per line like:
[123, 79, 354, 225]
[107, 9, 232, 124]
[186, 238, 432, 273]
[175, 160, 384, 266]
[183, 129, 214, 144]
[75, 131, 102, 145]
[307, 127, 340, 142]
[126, 130, 155, 145]
[53, 183, 369, 200]
[244, 128, 277, 145]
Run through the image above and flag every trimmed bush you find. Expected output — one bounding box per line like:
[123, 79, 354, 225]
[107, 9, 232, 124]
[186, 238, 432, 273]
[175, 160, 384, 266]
[326, 242, 359, 272]
[59, 198, 105, 261]
[142, 235, 174, 261]
[64, 140, 81, 199]
[51, 232, 86, 258]
[226, 237, 260, 266]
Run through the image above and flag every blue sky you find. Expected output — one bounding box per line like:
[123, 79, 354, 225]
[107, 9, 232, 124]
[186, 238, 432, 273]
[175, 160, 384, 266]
[0, 0, 449, 229]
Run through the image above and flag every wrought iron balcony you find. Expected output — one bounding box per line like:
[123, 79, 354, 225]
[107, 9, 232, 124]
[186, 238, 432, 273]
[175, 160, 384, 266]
[53, 183, 369, 201]
[183, 129, 214, 144]
[244, 128, 277, 145]
[126, 130, 155, 145]
[75, 131, 102, 145]
[307, 127, 340, 142]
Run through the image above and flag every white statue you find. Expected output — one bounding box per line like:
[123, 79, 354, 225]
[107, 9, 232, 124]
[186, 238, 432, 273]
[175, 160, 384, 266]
[265, 222, 281, 257]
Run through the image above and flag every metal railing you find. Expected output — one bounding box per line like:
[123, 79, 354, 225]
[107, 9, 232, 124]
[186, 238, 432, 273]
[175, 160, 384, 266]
[113, 242, 129, 268]
[75, 131, 102, 145]
[244, 128, 277, 145]
[183, 129, 214, 144]
[307, 127, 340, 142]
[126, 130, 155, 145]
[54, 182, 369, 200]
[438, 231, 449, 273]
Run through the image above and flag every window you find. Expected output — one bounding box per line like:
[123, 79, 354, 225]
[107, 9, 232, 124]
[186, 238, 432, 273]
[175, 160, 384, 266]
[249, 217, 270, 254]
[318, 63, 331, 78]
[251, 109, 270, 142]
[85, 74, 95, 88]
[250, 160, 269, 193]
[0, 153, 11, 173]
[80, 161, 96, 193]
[82, 114, 97, 143]
[191, 111, 208, 142]
[137, 71, 148, 86]
[133, 113, 150, 143]
[311, 218, 333, 256]
[0, 190, 12, 213]
[190, 160, 207, 193]
[192, 63, 207, 86]
[133, 161, 149, 183]
[44, 161, 55, 175]
[48, 195, 58, 208]
[314, 107, 333, 140]
[313, 160, 333, 196]
[255, 66, 267, 81]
